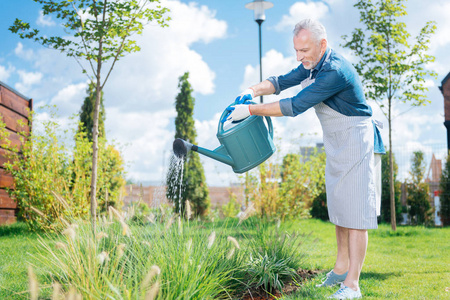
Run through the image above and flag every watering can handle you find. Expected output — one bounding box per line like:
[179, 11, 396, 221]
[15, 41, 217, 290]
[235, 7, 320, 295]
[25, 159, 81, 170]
[218, 102, 273, 139]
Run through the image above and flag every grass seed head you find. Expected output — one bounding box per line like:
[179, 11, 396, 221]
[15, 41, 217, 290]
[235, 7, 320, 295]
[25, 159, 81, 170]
[147, 213, 156, 224]
[96, 232, 108, 240]
[165, 215, 175, 230]
[207, 231, 216, 249]
[141, 265, 161, 291]
[30, 206, 46, 218]
[185, 200, 192, 220]
[97, 251, 109, 264]
[28, 266, 39, 300]
[55, 242, 66, 249]
[145, 280, 160, 300]
[227, 247, 235, 260]
[52, 282, 61, 300]
[186, 238, 193, 252]
[120, 220, 131, 236]
[227, 236, 240, 249]
[178, 217, 182, 233]
[117, 243, 126, 258]
[62, 227, 76, 240]
[109, 206, 123, 221]
[238, 203, 256, 224]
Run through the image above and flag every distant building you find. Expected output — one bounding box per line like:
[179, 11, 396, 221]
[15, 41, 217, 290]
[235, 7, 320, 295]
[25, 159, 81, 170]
[299, 142, 324, 161]
[425, 154, 442, 205]
[439, 72, 450, 151]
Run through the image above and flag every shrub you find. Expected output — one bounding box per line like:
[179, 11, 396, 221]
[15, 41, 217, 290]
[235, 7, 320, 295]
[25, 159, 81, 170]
[242, 218, 308, 293]
[222, 192, 241, 218]
[380, 150, 403, 224]
[310, 192, 328, 221]
[407, 151, 432, 225]
[245, 149, 326, 220]
[0, 107, 126, 231]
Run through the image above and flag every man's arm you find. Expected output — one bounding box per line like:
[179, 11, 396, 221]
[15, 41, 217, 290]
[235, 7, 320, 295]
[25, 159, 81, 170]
[228, 80, 283, 122]
[249, 101, 283, 117]
[246, 80, 283, 117]
[249, 80, 276, 98]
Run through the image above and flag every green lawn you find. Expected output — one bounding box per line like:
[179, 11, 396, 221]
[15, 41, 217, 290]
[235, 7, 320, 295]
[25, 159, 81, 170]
[284, 219, 450, 299]
[0, 219, 449, 299]
[0, 223, 49, 299]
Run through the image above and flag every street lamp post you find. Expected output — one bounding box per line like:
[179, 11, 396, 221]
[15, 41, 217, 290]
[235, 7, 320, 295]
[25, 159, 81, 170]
[245, 0, 273, 103]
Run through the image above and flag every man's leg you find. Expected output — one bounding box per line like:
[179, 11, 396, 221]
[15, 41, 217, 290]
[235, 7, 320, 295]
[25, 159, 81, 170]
[343, 228, 368, 290]
[333, 225, 349, 274]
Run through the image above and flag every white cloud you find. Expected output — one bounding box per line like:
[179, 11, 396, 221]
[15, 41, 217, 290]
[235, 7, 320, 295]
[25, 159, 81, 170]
[14, 70, 43, 93]
[274, 1, 329, 32]
[49, 82, 88, 115]
[14, 42, 35, 60]
[106, 107, 176, 183]
[37, 10, 56, 27]
[0, 65, 14, 82]
[104, 0, 227, 113]
[240, 49, 299, 103]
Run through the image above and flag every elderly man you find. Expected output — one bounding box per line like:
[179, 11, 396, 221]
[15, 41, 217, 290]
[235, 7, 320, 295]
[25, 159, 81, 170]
[228, 19, 385, 299]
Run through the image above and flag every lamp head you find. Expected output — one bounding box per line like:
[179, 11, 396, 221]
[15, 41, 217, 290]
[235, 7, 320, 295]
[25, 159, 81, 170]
[245, 0, 273, 22]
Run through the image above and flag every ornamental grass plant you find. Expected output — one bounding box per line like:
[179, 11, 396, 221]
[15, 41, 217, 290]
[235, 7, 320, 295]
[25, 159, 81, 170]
[23, 204, 309, 299]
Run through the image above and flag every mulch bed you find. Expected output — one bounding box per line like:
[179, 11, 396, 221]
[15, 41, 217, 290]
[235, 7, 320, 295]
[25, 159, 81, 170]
[240, 269, 323, 300]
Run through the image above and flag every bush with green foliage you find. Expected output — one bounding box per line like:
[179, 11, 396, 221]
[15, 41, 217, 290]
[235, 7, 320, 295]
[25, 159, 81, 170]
[244, 219, 307, 293]
[245, 150, 326, 220]
[222, 192, 241, 218]
[380, 151, 402, 224]
[0, 107, 126, 231]
[310, 192, 328, 221]
[407, 151, 432, 225]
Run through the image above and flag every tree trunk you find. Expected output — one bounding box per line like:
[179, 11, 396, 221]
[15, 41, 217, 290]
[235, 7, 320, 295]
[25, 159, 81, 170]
[388, 98, 397, 230]
[90, 78, 101, 233]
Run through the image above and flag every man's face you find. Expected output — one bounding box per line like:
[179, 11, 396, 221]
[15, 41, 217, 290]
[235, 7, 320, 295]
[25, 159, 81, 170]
[293, 29, 326, 70]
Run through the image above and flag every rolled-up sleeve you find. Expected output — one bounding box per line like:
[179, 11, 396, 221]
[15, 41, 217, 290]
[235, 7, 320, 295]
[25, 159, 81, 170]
[279, 99, 294, 116]
[267, 66, 308, 96]
[267, 76, 281, 95]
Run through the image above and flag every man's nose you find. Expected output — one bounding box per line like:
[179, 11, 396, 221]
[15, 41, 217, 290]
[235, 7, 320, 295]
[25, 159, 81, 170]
[297, 52, 304, 62]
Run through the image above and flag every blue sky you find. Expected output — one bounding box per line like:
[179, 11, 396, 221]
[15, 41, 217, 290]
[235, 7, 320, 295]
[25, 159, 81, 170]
[1, 0, 449, 186]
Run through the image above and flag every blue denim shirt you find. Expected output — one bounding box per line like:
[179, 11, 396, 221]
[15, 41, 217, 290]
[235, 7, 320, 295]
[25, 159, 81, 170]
[268, 48, 385, 154]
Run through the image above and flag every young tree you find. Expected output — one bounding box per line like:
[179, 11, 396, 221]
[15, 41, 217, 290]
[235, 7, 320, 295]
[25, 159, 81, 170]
[342, 0, 437, 230]
[10, 0, 169, 231]
[380, 150, 402, 224]
[78, 81, 105, 142]
[407, 151, 431, 225]
[166, 72, 210, 217]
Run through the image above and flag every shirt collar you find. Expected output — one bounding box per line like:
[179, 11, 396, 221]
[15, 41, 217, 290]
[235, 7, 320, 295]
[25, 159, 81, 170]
[311, 47, 330, 74]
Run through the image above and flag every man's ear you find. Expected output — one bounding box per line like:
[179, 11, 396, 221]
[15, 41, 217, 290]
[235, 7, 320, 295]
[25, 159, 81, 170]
[321, 39, 328, 54]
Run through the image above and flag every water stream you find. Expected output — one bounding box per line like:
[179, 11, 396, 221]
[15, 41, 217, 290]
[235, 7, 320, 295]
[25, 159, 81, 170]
[167, 154, 185, 216]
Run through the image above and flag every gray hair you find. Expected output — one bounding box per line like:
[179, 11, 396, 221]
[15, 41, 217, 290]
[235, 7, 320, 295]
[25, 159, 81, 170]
[293, 19, 327, 45]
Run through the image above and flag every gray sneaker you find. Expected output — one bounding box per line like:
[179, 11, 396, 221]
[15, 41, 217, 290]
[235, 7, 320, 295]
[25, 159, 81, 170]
[316, 270, 348, 287]
[328, 284, 362, 299]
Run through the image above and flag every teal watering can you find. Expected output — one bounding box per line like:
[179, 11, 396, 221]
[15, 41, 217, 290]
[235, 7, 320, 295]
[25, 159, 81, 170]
[173, 102, 276, 173]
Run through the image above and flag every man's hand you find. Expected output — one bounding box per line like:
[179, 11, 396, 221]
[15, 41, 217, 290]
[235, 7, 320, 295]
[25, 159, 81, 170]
[234, 88, 255, 104]
[227, 104, 252, 122]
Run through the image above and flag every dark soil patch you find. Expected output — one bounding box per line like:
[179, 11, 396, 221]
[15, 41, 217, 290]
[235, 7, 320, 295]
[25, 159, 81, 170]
[241, 268, 322, 300]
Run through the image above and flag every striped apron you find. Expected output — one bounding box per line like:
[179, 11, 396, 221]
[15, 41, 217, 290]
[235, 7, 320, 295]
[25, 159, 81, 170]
[302, 50, 379, 229]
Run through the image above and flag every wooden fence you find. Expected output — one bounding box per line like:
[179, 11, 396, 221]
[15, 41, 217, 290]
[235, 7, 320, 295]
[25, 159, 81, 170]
[0, 81, 32, 224]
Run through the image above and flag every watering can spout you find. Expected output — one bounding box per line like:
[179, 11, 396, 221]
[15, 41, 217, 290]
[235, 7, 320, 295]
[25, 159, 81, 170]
[173, 138, 234, 167]
[173, 138, 194, 158]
